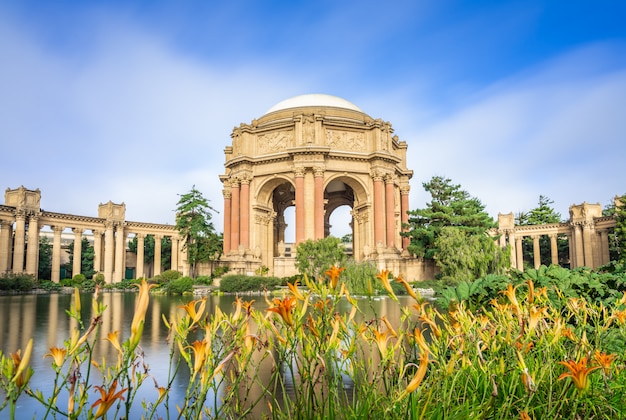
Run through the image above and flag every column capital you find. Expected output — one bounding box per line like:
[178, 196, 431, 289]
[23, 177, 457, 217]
[294, 166, 305, 177]
[72, 227, 83, 235]
[370, 170, 384, 181]
[223, 189, 232, 199]
[52, 225, 64, 233]
[313, 166, 325, 177]
[239, 174, 252, 185]
[384, 173, 395, 184]
[135, 233, 145, 240]
[400, 185, 410, 195]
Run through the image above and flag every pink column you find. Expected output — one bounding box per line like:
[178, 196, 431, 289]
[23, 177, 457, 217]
[240, 177, 250, 249]
[400, 186, 410, 251]
[223, 189, 232, 254]
[230, 179, 240, 252]
[295, 168, 305, 244]
[385, 175, 395, 249]
[314, 168, 325, 239]
[373, 173, 385, 247]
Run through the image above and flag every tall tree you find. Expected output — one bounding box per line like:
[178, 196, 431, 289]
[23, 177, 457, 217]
[614, 194, 626, 263]
[515, 195, 566, 267]
[38, 236, 52, 280]
[66, 237, 95, 279]
[175, 186, 222, 277]
[294, 236, 347, 280]
[404, 176, 496, 260]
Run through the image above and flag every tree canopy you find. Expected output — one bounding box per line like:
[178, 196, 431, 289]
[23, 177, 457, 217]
[404, 176, 496, 260]
[294, 236, 347, 280]
[175, 186, 222, 277]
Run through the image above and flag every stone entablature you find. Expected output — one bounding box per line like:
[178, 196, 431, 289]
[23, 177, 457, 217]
[0, 186, 186, 284]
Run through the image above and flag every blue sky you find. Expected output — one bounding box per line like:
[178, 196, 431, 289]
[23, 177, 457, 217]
[1, 0, 625, 238]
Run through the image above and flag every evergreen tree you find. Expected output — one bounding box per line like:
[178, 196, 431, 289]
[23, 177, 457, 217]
[175, 186, 222, 277]
[66, 237, 95, 279]
[128, 235, 172, 273]
[294, 236, 347, 280]
[38, 236, 52, 280]
[615, 194, 626, 263]
[404, 176, 496, 259]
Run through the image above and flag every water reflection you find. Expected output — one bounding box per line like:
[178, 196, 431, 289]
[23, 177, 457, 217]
[0, 292, 415, 418]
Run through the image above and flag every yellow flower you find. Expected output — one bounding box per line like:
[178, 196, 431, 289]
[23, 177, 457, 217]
[528, 306, 547, 331]
[187, 340, 210, 376]
[381, 315, 398, 338]
[91, 380, 127, 418]
[178, 299, 207, 325]
[376, 269, 397, 301]
[412, 327, 430, 355]
[371, 328, 390, 356]
[267, 296, 297, 327]
[520, 411, 531, 420]
[105, 331, 123, 355]
[558, 357, 601, 390]
[500, 283, 520, 314]
[525, 279, 535, 305]
[43, 346, 67, 368]
[325, 265, 345, 289]
[612, 309, 626, 325]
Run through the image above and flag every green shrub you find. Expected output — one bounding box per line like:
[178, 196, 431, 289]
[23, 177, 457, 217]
[212, 265, 230, 278]
[151, 269, 182, 284]
[194, 275, 212, 285]
[0, 273, 35, 291]
[219, 274, 284, 293]
[37, 279, 63, 292]
[163, 276, 193, 294]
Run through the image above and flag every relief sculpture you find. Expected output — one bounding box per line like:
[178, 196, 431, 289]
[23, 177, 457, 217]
[326, 129, 365, 151]
[257, 131, 293, 154]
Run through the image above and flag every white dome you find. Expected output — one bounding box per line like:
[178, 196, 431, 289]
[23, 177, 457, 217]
[264, 94, 364, 115]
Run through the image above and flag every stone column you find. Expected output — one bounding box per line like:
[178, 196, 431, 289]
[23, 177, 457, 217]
[154, 235, 162, 276]
[230, 179, 240, 252]
[599, 230, 610, 266]
[532, 235, 541, 269]
[372, 172, 385, 248]
[582, 223, 594, 268]
[400, 186, 410, 251]
[573, 224, 584, 268]
[104, 223, 115, 284]
[114, 225, 126, 282]
[515, 236, 524, 271]
[51, 225, 63, 283]
[240, 176, 250, 250]
[222, 189, 232, 254]
[93, 230, 102, 273]
[304, 169, 315, 239]
[508, 231, 517, 269]
[0, 221, 11, 273]
[12, 212, 26, 273]
[171, 237, 179, 271]
[549, 233, 559, 266]
[72, 228, 83, 277]
[384, 175, 395, 249]
[314, 167, 325, 240]
[26, 215, 40, 276]
[136, 233, 145, 279]
[294, 167, 305, 244]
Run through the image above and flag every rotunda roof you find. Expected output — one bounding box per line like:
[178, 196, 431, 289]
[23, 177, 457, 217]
[264, 94, 364, 115]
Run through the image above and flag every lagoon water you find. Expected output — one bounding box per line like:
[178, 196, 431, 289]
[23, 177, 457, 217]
[0, 291, 411, 418]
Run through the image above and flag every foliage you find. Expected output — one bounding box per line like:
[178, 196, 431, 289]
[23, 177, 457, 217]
[161, 276, 193, 294]
[0, 273, 35, 291]
[516, 195, 567, 268]
[404, 176, 496, 260]
[219, 274, 284, 293]
[127, 235, 172, 271]
[175, 186, 222, 278]
[615, 194, 626, 263]
[211, 265, 229, 278]
[255, 265, 269, 276]
[151, 269, 182, 284]
[339, 259, 378, 295]
[434, 226, 510, 286]
[194, 275, 212, 285]
[65, 237, 96, 279]
[3, 269, 626, 418]
[294, 236, 347, 280]
[36, 279, 63, 292]
[38, 236, 52, 280]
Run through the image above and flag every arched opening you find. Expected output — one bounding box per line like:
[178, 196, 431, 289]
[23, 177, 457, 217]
[272, 182, 295, 257]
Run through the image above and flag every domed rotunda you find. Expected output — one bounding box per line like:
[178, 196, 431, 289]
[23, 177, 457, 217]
[219, 94, 416, 277]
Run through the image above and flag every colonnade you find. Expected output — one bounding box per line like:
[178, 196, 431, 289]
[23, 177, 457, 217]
[497, 202, 617, 270]
[0, 187, 186, 283]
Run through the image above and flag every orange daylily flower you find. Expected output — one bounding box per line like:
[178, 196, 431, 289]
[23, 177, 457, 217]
[187, 340, 210, 375]
[130, 279, 157, 347]
[528, 306, 547, 331]
[500, 283, 520, 314]
[525, 279, 535, 304]
[178, 299, 207, 325]
[325, 265, 345, 289]
[376, 269, 397, 300]
[43, 346, 67, 368]
[558, 357, 601, 390]
[91, 380, 127, 418]
[612, 309, 626, 325]
[267, 296, 297, 327]
[398, 352, 429, 399]
[105, 331, 123, 355]
[381, 315, 398, 338]
[395, 274, 419, 301]
[10, 339, 33, 388]
[371, 328, 390, 356]
[593, 351, 617, 375]
[287, 281, 306, 300]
